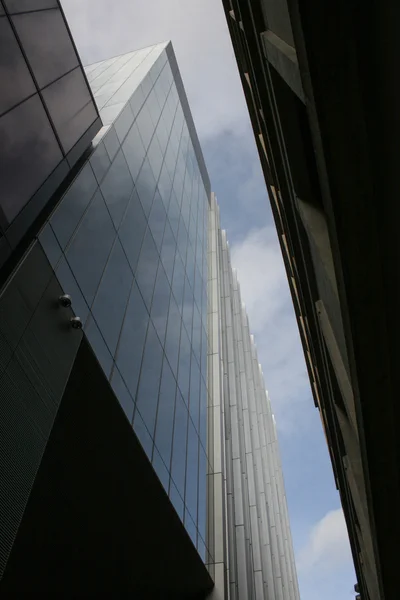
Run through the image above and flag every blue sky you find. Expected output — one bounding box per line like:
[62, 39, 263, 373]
[62, 0, 356, 596]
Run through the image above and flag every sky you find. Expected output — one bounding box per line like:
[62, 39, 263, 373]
[62, 0, 356, 597]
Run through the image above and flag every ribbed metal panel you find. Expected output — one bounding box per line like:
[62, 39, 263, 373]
[207, 193, 300, 600]
[0, 242, 82, 579]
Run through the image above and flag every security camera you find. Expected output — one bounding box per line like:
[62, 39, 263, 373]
[70, 316, 83, 330]
[59, 294, 72, 308]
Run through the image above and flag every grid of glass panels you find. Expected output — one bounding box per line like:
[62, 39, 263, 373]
[0, 0, 98, 226]
[39, 47, 209, 560]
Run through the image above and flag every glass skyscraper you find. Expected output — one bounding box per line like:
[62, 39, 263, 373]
[0, 3, 298, 598]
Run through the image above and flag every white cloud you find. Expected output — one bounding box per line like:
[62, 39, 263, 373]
[230, 226, 310, 433]
[297, 509, 352, 575]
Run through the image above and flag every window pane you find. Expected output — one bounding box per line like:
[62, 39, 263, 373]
[122, 121, 146, 182]
[116, 281, 148, 399]
[172, 251, 185, 311]
[92, 238, 133, 355]
[0, 95, 62, 223]
[148, 190, 166, 252]
[177, 325, 191, 405]
[42, 67, 97, 153]
[151, 263, 170, 345]
[135, 227, 159, 310]
[65, 190, 116, 306]
[189, 356, 200, 431]
[171, 391, 188, 498]
[160, 221, 175, 284]
[147, 132, 163, 182]
[182, 278, 194, 340]
[118, 189, 146, 274]
[165, 296, 181, 377]
[100, 148, 133, 229]
[89, 141, 110, 185]
[51, 161, 97, 249]
[135, 158, 156, 217]
[0, 17, 35, 115]
[12, 9, 78, 89]
[136, 323, 163, 437]
[185, 418, 199, 524]
[167, 191, 180, 238]
[154, 358, 176, 470]
[157, 163, 173, 212]
[136, 102, 154, 151]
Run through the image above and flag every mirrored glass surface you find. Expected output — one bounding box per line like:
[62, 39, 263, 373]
[185, 419, 199, 525]
[92, 238, 133, 355]
[116, 281, 149, 399]
[42, 67, 97, 153]
[151, 263, 170, 345]
[135, 322, 163, 437]
[51, 161, 97, 250]
[135, 158, 156, 217]
[66, 190, 116, 307]
[12, 9, 78, 89]
[89, 141, 111, 185]
[122, 121, 146, 182]
[148, 190, 166, 252]
[0, 16, 35, 115]
[0, 94, 62, 223]
[171, 391, 188, 498]
[100, 148, 133, 229]
[154, 358, 176, 469]
[118, 189, 147, 273]
[189, 356, 200, 430]
[135, 227, 159, 310]
[160, 221, 175, 284]
[165, 296, 181, 377]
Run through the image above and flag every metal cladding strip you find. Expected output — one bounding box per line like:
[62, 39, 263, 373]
[207, 193, 229, 599]
[208, 193, 299, 599]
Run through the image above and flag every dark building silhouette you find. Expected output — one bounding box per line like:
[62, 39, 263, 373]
[221, 0, 400, 599]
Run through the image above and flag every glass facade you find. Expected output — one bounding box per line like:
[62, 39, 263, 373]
[39, 44, 209, 559]
[0, 0, 100, 265]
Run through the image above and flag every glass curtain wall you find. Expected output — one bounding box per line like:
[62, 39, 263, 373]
[38, 45, 209, 561]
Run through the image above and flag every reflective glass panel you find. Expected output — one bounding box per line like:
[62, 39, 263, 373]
[154, 358, 176, 469]
[0, 94, 62, 223]
[116, 281, 149, 399]
[135, 227, 159, 310]
[12, 9, 78, 89]
[42, 67, 97, 153]
[92, 238, 133, 355]
[100, 148, 133, 229]
[65, 190, 116, 307]
[0, 16, 35, 115]
[118, 189, 147, 273]
[135, 323, 163, 437]
[171, 391, 188, 498]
